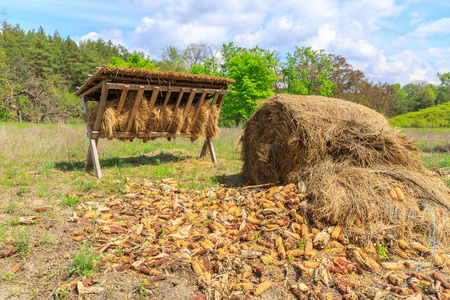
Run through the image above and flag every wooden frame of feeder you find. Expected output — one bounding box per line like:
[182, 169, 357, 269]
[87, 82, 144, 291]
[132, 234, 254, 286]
[80, 80, 228, 179]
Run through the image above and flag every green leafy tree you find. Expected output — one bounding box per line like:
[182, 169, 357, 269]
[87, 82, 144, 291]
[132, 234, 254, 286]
[109, 53, 159, 70]
[157, 45, 187, 72]
[0, 49, 11, 120]
[410, 84, 436, 111]
[219, 42, 280, 126]
[282, 46, 335, 96]
[436, 72, 450, 105]
[190, 58, 219, 76]
[391, 83, 408, 115]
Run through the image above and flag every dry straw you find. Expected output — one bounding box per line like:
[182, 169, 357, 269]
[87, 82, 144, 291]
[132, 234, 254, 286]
[84, 91, 219, 141]
[241, 94, 450, 249]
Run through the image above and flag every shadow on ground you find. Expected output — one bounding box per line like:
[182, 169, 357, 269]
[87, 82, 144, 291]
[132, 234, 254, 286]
[211, 173, 245, 188]
[54, 152, 189, 172]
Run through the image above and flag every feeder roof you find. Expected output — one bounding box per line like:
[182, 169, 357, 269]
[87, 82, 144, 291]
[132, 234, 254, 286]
[75, 65, 235, 97]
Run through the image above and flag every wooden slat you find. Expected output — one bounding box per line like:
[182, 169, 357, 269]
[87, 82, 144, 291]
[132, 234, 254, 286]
[156, 90, 172, 130]
[180, 89, 197, 127]
[91, 131, 193, 139]
[93, 81, 108, 131]
[126, 87, 145, 131]
[191, 91, 207, 128]
[116, 86, 129, 116]
[80, 82, 103, 98]
[210, 92, 219, 107]
[217, 94, 226, 110]
[166, 88, 186, 131]
[147, 87, 160, 114]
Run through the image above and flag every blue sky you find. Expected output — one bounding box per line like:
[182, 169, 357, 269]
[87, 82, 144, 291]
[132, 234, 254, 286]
[2, 0, 450, 85]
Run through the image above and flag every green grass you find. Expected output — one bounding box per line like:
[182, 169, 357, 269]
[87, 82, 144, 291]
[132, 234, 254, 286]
[423, 153, 450, 169]
[69, 243, 100, 278]
[60, 195, 80, 208]
[0, 122, 448, 204]
[14, 227, 32, 256]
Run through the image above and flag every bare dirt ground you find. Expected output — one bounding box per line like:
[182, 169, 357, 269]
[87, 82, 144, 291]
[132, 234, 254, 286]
[1, 179, 449, 300]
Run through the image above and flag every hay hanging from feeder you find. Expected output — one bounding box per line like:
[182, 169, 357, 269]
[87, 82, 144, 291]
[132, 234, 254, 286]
[241, 94, 450, 248]
[84, 91, 220, 141]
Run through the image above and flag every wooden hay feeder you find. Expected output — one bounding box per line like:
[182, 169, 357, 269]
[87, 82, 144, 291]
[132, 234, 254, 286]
[75, 66, 235, 179]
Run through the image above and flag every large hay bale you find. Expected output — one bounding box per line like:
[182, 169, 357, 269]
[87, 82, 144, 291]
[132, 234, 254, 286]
[241, 94, 450, 247]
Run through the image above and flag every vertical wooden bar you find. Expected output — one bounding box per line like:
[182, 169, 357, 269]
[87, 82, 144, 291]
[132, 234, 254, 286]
[191, 91, 207, 126]
[126, 87, 145, 131]
[180, 89, 197, 126]
[116, 86, 129, 116]
[217, 94, 226, 110]
[156, 90, 172, 131]
[93, 81, 108, 131]
[166, 88, 186, 131]
[210, 92, 219, 108]
[147, 87, 160, 113]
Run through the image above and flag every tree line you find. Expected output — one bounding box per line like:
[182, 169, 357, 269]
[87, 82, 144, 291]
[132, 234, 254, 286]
[0, 20, 449, 125]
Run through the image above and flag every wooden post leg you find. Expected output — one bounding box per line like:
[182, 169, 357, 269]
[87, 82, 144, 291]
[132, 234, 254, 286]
[88, 138, 102, 179]
[206, 137, 217, 163]
[200, 139, 209, 158]
[86, 144, 93, 169]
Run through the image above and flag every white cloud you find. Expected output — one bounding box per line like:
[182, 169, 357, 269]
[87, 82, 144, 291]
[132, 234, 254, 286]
[75, 0, 448, 85]
[77, 29, 126, 50]
[366, 47, 450, 84]
[128, 16, 229, 55]
[412, 18, 450, 37]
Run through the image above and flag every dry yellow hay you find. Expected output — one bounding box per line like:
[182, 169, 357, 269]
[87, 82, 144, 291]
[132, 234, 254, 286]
[84, 92, 220, 141]
[205, 104, 220, 138]
[241, 94, 450, 248]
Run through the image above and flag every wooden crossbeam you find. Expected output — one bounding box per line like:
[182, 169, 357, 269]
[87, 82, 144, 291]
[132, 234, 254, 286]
[91, 131, 193, 139]
[126, 87, 145, 131]
[99, 76, 227, 90]
[80, 82, 103, 98]
[105, 82, 227, 95]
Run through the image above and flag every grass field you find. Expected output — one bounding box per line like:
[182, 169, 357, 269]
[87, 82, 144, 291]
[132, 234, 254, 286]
[0, 122, 242, 199]
[1, 123, 449, 202]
